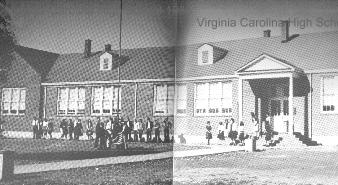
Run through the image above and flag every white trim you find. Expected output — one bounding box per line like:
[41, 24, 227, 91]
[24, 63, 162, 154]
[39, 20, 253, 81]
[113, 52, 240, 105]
[176, 75, 236, 82]
[305, 69, 338, 74]
[41, 78, 174, 86]
[236, 54, 295, 73]
[238, 72, 293, 80]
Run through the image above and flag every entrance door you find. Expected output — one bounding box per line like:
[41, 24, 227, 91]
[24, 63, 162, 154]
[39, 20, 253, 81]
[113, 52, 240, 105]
[269, 98, 289, 133]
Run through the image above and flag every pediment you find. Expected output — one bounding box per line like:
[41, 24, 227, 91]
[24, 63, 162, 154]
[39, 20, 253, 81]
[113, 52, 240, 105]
[236, 54, 295, 73]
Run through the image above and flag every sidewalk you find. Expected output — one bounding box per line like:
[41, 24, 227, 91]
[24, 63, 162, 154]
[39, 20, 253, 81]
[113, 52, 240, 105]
[15, 144, 244, 174]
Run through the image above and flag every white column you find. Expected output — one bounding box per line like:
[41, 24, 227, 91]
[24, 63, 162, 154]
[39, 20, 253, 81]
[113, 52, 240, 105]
[43, 86, 47, 118]
[134, 83, 138, 120]
[238, 78, 243, 122]
[289, 74, 294, 133]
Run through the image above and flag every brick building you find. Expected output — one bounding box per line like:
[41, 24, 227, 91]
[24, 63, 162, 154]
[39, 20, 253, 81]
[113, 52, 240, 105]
[175, 25, 338, 145]
[1, 23, 338, 145]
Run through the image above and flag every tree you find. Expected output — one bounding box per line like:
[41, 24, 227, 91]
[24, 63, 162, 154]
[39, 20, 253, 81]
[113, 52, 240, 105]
[0, 0, 16, 70]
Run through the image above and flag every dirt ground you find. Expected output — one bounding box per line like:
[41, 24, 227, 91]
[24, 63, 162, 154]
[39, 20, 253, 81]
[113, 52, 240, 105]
[174, 146, 338, 185]
[1, 158, 173, 185]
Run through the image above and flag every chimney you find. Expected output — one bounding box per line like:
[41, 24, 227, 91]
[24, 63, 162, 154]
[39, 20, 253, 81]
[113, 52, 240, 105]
[281, 20, 289, 42]
[84, 39, 92, 57]
[263, 30, 271, 38]
[104, 44, 111, 52]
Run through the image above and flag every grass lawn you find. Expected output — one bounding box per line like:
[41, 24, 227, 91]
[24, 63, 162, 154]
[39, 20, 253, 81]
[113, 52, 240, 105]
[0, 138, 173, 165]
[174, 146, 338, 185]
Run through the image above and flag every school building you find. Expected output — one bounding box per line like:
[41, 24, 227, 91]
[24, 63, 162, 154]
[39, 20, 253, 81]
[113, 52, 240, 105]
[0, 40, 175, 138]
[175, 23, 338, 146]
[1, 21, 338, 145]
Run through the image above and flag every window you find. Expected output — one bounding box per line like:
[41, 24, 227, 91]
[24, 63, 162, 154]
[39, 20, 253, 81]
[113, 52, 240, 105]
[198, 44, 214, 65]
[195, 82, 232, 116]
[176, 84, 187, 115]
[103, 58, 109, 70]
[57, 87, 85, 115]
[92, 86, 121, 115]
[322, 76, 338, 113]
[99, 55, 112, 71]
[1, 88, 26, 115]
[202, 51, 209, 63]
[154, 84, 174, 116]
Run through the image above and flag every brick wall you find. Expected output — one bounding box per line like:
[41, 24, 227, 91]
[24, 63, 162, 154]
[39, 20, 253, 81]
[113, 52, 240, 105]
[311, 72, 338, 137]
[0, 52, 42, 132]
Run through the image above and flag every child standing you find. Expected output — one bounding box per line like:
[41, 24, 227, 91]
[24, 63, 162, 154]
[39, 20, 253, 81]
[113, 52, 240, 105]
[47, 118, 54, 139]
[206, 121, 212, 145]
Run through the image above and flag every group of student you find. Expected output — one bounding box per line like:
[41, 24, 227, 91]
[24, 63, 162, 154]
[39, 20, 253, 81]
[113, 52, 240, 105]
[31, 116, 174, 148]
[92, 116, 174, 150]
[31, 117, 54, 139]
[206, 112, 272, 145]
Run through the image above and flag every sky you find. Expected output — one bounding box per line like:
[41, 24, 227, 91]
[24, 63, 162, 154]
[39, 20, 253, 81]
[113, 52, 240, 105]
[6, 0, 338, 53]
[8, 0, 177, 53]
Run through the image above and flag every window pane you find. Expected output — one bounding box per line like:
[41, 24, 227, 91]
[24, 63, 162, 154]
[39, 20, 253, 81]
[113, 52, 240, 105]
[168, 99, 174, 115]
[92, 101, 102, 113]
[222, 83, 232, 98]
[12, 89, 20, 102]
[10, 102, 18, 114]
[196, 83, 209, 99]
[177, 85, 187, 100]
[59, 88, 68, 101]
[3, 102, 10, 113]
[103, 100, 111, 113]
[78, 101, 85, 114]
[58, 101, 67, 115]
[103, 87, 113, 100]
[78, 88, 86, 101]
[202, 51, 208, 63]
[210, 83, 222, 98]
[20, 89, 26, 102]
[69, 88, 78, 101]
[323, 77, 335, 95]
[2, 89, 11, 102]
[93, 87, 102, 100]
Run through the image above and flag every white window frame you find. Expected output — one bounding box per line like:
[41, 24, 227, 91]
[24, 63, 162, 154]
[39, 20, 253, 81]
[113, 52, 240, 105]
[198, 44, 213, 65]
[153, 84, 174, 116]
[194, 82, 233, 116]
[99, 52, 113, 71]
[321, 75, 338, 114]
[1, 88, 26, 115]
[91, 86, 121, 116]
[57, 87, 86, 116]
[175, 84, 187, 116]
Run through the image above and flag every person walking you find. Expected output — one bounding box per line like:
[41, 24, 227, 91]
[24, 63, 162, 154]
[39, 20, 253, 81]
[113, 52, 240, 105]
[163, 118, 170, 143]
[47, 118, 54, 139]
[74, 119, 83, 140]
[146, 117, 153, 142]
[42, 118, 49, 139]
[217, 122, 225, 140]
[86, 119, 94, 140]
[154, 119, 161, 143]
[68, 119, 74, 140]
[32, 117, 39, 139]
[133, 118, 139, 142]
[138, 119, 145, 142]
[206, 121, 212, 145]
[60, 119, 68, 139]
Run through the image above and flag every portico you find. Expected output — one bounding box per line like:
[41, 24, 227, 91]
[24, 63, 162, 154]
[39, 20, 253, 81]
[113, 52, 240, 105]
[236, 54, 306, 134]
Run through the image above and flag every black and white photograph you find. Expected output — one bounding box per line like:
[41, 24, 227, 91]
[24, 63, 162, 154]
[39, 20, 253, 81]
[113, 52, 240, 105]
[0, 0, 338, 184]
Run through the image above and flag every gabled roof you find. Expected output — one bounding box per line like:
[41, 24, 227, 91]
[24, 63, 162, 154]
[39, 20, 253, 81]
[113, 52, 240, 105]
[45, 46, 175, 83]
[0, 45, 59, 80]
[176, 31, 338, 78]
[236, 53, 303, 74]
